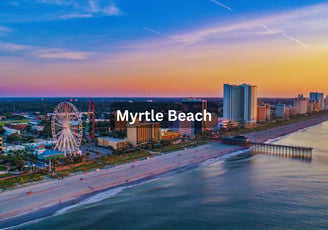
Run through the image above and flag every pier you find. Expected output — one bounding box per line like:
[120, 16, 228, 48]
[250, 142, 312, 159]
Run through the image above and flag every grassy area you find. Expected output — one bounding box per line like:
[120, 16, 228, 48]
[157, 139, 210, 153]
[99, 151, 150, 165]
[0, 173, 13, 179]
[0, 119, 29, 126]
[0, 165, 8, 171]
[59, 161, 105, 175]
[0, 173, 43, 190]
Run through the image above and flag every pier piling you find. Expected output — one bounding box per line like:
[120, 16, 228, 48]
[250, 142, 312, 160]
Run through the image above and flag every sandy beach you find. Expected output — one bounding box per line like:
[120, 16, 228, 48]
[246, 115, 328, 143]
[0, 143, 243, 228]
[1, 115, 328, 228]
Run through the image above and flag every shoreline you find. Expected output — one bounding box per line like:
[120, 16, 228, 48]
[0, 144, 245, 228]
[246, 115, 328, 143]
[1, 115, 328, 228]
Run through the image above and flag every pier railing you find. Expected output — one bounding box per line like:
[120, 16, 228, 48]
[250, 142, 312, 159]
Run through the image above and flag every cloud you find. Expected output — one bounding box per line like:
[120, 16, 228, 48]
[170, 3, 328, 45]
[58, 13, 93, 19]
[0, 42, 28, 51]
[0, 26, 12, 36]
[144, 27, 161, 35]
[209, 0, 232, 11]
[260, 24, 307, 48]
[10, 0, 124, 21]
[0, 41, 91, 60]
[36, 48, 90, 60]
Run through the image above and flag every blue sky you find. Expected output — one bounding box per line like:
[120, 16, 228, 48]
[1, 0, 326, 56]
[0, 0, 328, 97]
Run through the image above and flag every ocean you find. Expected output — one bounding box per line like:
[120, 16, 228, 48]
[16, 122, 328, 230]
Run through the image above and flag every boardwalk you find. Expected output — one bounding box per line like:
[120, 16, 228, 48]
[250, 142, 312, 159]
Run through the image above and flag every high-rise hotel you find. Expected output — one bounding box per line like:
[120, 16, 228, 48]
[223, 83, 258, 124]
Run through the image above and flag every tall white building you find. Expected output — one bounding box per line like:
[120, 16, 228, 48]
[223, 83, 258, 124]
[294, 94, 308, 115]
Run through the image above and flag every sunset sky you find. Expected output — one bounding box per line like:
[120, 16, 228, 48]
[0, 0, 328, 97]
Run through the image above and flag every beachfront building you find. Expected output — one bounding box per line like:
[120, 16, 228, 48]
[325, 96, 328, 110]
[257, 103, 270, 123]
[97, 137, 129, 150]
[127, 122, 160, 146]
[309, 92, 325, 111]
[294, 94, 308, 115]
[205, 112, 218, 130]
[266, 104, 271, 120]
[257, 104, 266, 123]
[223, 83, 258, 125]
[172, 112, 195, 135]
[182, 98, 208, 133]
[276, 104, 286, 119]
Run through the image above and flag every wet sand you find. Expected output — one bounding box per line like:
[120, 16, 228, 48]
[1, 115, 328, 228]
[0, 143, 243, 228]
[246, 115, 328, 143]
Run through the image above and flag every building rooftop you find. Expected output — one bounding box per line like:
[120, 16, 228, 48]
[98, 137, 128, 142]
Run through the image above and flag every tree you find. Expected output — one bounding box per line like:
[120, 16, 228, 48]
[73, 155, 84, 163]
[0, 125, 5, 135]
[25, 125, 33, 132]
[161, 139, 172, 146]
[86, 152, 91, 161]
[65, 156, 73, 165]
[6, 134, 20, 144]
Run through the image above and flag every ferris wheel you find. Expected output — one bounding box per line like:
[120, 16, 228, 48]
[51, 102, 83, 156]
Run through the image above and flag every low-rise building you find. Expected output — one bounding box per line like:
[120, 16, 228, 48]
[36, 149, 65, 161]
[3, 145, 26, 154]
[161, 131, 181, 140]
[5, 122, 28, 130]
[97, 137, 129, 150]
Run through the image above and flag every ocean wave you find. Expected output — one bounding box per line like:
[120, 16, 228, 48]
[3, 216, 47, 230]
[265, 121, 328, 144]
[54, 178, 159, 216]
[200, 148, 252, 167]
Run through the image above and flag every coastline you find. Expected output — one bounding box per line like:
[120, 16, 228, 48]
[0, 143, 244, 228]
[1, 115, 328, 228]
[246, 115, 328, 143]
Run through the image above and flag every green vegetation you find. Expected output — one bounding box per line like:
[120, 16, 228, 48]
[0, 173, 13, 178]
[156, 139, 210, 153]
[57, 171, 71, 177]
[99, 151, 150, 165]
[0, 119, 29, 126]
[5, 134, 20, 144]
[0, 165, 7, 171]
[0, 125, 5, 134]
[0, 155, 25, 170]
[0, 173, 43, 190]
[59, 161, 104, 175]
